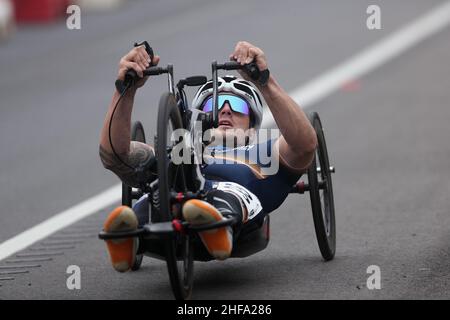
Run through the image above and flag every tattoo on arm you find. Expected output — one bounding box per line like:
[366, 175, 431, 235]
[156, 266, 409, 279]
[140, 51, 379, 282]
[99, 142, 155, 187]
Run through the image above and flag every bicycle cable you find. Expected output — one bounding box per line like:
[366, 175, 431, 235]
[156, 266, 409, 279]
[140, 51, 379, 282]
[108, 83, 136, 171]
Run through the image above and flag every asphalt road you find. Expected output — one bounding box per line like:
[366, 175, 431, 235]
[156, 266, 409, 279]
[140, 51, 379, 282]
[1, 0, 450, 299]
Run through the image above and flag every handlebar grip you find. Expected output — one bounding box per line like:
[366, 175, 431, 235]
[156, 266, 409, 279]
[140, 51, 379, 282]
[221, 61, 242, 70]
[144, 67, 167, 76]
[122, 66, 165, 90]
[244, 63, 260, 81]
[219, 61, 261, 81]
[124, 69, 138, 86]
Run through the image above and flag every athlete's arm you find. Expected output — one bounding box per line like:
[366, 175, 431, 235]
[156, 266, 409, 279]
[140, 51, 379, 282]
[99, 46, 160, 185]
[230, 41, 317, 174]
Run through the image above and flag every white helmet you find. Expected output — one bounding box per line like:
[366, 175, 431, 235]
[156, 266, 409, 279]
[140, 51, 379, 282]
[191, 75, 264, 129]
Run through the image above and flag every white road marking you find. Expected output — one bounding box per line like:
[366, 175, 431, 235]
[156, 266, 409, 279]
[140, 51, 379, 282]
[1, 1, 450, 262]
[0, 185, 121, 261]
[262, 0, 450, 127]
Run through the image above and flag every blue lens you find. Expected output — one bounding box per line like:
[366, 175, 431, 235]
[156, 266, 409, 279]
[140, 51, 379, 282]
[202, 94, 250, 115]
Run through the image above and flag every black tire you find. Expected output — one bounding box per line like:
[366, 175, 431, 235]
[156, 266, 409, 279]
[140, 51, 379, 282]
[155, 92, 194, 300]
[122, 121, 146, 271]
[122, 184, 132, 207]
[307, 112, 336, 261]
[131, 254, 144, 271]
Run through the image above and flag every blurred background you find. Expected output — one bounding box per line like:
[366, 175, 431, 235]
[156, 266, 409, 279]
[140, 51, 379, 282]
[0, 0, 449, 299]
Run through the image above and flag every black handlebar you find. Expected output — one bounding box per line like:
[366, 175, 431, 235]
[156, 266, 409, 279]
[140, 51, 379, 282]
[217, 61, 242, 70]
[117, 41, 270, 122]
[127, 61, 259, 82]
[128, 61, 258, 82]
[216, 61, 260, 81]
[144, 67, 169, 76]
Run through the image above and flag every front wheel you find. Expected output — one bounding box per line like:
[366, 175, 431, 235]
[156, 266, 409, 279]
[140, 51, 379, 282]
[155, 92, 194, 300]
[307, 112, 336, 261]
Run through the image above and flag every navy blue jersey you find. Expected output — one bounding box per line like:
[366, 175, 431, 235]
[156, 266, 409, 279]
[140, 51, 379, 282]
[201, 139, 301, 214]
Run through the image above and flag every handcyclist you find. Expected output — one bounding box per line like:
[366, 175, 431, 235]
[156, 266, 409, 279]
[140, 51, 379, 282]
[99, 41, 317, 272]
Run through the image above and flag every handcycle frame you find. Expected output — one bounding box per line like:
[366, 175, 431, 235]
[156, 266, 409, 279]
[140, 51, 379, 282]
[99, 43, 336, 300]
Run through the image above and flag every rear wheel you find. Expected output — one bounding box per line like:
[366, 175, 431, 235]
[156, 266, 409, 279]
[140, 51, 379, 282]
[155, 92, 194, 300]
[307, 112, 336, 261]
[122, 121, 146, 271]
